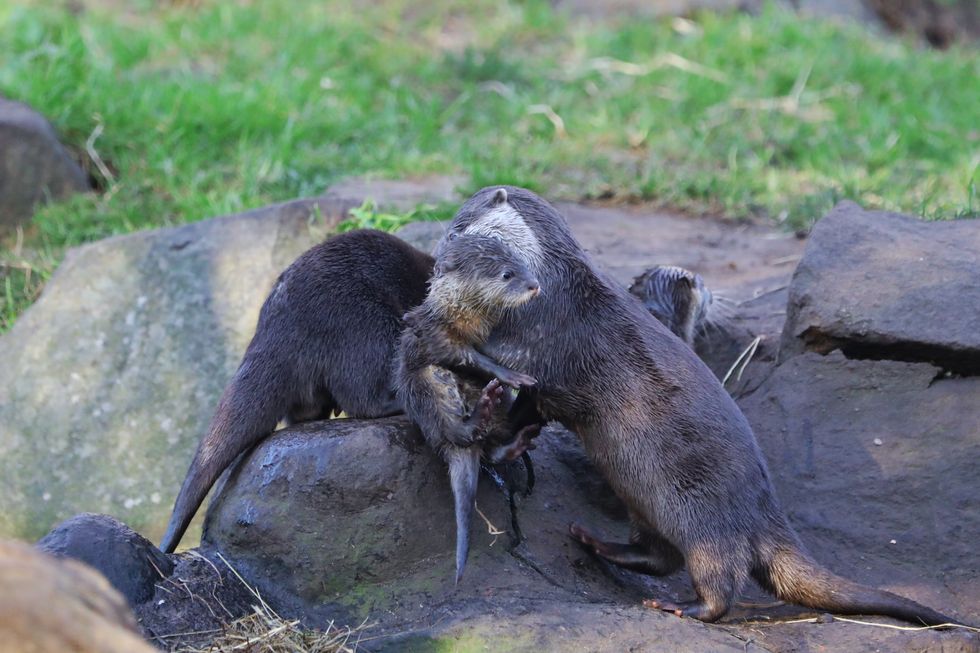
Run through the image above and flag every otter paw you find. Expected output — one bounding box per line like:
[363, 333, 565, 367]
[503, 424, 540, 461]
[476, 378, 506, 417]
[643, 599, 717, 621]
[568, 522, 605, 553]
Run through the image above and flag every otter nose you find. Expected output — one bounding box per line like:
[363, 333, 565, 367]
[527, 280, 540, 295]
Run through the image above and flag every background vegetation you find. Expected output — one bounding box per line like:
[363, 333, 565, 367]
[1, 0, 977, 330]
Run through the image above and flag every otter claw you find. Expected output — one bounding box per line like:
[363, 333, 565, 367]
[499, 424, 541, 462]
[497, 372, 537, 389]
[467, 379, 506, 438]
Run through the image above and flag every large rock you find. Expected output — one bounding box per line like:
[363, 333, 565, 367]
[780, 201, 980, 373]
[202, 417, 774, 652]
[199, 398, 978, 651]
[37, 513, 173, 607]
[0, 196, 352, 541]
[0, 97, 90, 231]
[740, 352, 979, 630]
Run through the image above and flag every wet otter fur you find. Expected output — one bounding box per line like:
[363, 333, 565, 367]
[442, 186, 958, 626]
[629, 265, 713, 346]
[160, 229, 435, 554]
[396, 234, 542, 583]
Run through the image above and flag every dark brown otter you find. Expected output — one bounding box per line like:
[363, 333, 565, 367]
[395, 234, 542, 583]
[160, 229, 436, 554]
[441, 186, 958, 626]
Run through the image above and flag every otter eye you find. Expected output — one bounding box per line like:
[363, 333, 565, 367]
[502, 271, 513, 281]
[447, 232, 458, 241]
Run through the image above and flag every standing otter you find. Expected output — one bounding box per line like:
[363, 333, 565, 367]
[629, 265, 713, 346]
[160, 229, 436, 554]
[396, 234, 542, 583]
[441, 186, 956, 626]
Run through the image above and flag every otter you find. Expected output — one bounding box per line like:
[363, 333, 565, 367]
[440, 186, 956, 626]
[629, 265, 713, 346]
[160, 228, 536, 555]
[395, 234, 542, 583]
[160, 229, 436, 553]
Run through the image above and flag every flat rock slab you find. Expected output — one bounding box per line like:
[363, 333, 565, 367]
[738, 351, 980, 650]
[780, 201, 980, 373]
[0, 96, 90, 230]
[0, 196, 352, 541]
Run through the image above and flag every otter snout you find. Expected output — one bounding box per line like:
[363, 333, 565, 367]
[527, 280, 540, 296]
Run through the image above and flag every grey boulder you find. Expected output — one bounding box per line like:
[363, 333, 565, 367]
[0, 196, 352, 541]
[780, 201, 980, 373]
[37, 512, 174, 606]
[0, 96, 90, 230]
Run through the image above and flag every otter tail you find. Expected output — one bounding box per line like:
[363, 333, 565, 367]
[446, 446, 481, 585]
[755, 535, 956, 627]
[159, 365, 286, 554]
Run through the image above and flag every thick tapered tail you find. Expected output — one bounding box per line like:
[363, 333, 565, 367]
[159, 370, 283, 554]
[447, 447, 482, 585]
[759, 541, 957, 627]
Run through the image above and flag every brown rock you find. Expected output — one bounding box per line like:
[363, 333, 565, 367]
[0, 538, 154, 653]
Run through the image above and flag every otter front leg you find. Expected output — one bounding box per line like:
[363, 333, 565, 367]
[444, 347, 537, 389]
[568, 522, 684, 577]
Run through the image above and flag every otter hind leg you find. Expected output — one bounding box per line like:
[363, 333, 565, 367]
[568, 522, 683, 577]
[645, 540, 749, 623]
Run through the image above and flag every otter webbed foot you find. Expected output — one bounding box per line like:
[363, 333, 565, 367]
[568, 523, 681, 576]
[642, 598, 726, 623]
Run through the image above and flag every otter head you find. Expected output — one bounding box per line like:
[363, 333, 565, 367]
[433, 234, 541, 315]
[628, 265, 713, 345]
[438, 187, 550, 274]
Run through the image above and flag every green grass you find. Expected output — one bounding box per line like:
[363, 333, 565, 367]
[1, 0, 977, 330]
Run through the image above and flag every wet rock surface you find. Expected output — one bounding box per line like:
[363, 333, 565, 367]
[194, 403, 977, 651]
[780, 201, 980, 374]
[0, 97, 90, 231]
[37, 513, 173, 606]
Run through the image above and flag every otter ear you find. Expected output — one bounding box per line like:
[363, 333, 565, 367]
[491, 187, 508, 206]
[434, 257, 458, 276]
